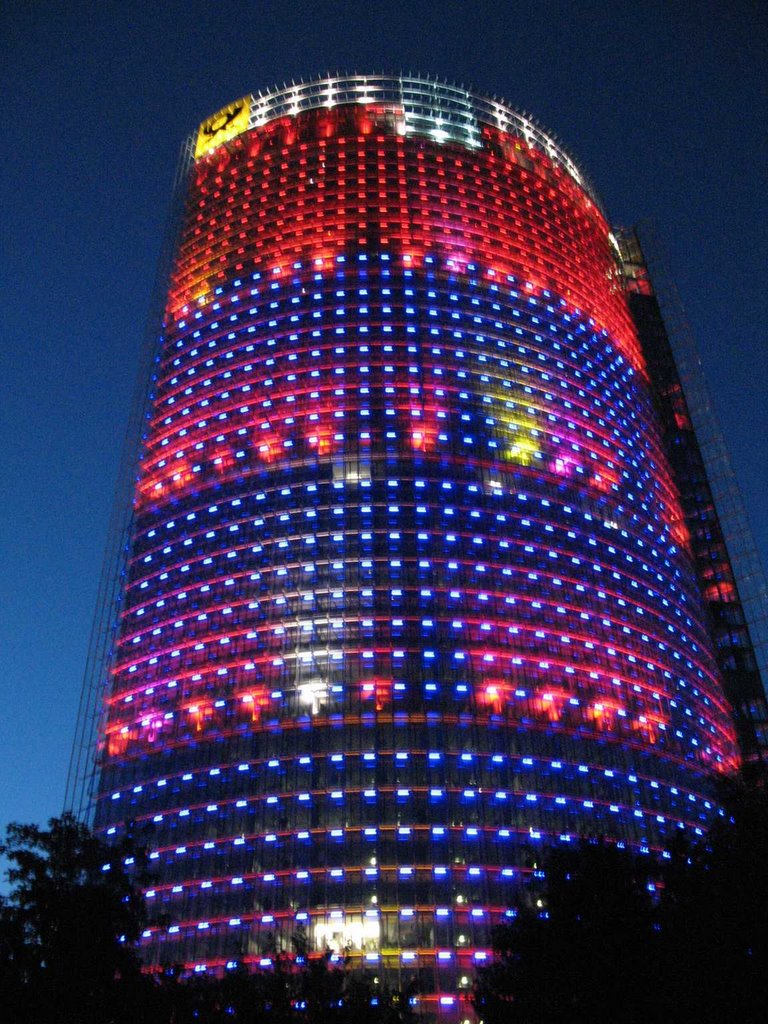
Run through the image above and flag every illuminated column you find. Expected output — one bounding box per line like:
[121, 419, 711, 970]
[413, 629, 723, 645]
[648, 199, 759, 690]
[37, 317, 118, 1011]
[91, 76, 738, 1016]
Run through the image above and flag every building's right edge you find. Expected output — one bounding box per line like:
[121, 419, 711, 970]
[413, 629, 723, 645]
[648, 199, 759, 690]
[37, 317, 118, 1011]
[616, 226, 768, 784]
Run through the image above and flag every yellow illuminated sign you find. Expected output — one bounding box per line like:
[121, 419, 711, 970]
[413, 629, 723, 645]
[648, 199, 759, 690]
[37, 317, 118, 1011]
[195, 98, 251, 158]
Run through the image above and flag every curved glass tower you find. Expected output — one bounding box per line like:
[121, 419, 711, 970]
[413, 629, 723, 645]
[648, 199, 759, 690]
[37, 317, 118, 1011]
[90, 76, 739, 1016]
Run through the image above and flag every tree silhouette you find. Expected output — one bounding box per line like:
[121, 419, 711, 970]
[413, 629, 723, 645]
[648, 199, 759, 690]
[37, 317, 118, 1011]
[474, 783, 768, 1024]
[0, 813, 151, 1024]
[654, 782, 768, 1024]
[8, 794, 764, 1023]
[473, 840, 659, 1024]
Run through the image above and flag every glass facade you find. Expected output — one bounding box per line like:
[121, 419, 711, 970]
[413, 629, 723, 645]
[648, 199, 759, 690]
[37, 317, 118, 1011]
[618, 227, 768, 782]
[91, 76, 739, 1017]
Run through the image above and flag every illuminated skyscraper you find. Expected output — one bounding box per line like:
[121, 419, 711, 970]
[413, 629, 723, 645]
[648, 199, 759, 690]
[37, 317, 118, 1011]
[72, 75, 766, 1017]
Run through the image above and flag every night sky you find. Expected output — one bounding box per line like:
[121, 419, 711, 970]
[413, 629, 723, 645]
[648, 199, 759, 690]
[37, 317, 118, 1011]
[1, 0, 765, 833]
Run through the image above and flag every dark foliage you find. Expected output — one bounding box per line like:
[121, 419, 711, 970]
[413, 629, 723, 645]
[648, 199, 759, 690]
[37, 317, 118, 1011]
[0, 813, 153, 1023]
[473, 841, 659, 1024]
[0, 815, 416, 1023]
[653, 781, 768, 1024]
[146, 955, 417, 1023]
[473, 782, 768, 1024]
[3, 790, 766, 1024]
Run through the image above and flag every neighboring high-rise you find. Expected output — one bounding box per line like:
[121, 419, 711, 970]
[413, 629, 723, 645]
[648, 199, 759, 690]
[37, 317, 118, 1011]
[72, 75, 765, 1018]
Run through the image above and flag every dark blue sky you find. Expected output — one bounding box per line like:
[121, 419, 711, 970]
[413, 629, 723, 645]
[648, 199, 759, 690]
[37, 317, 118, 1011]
[1, 0, 765, 832]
